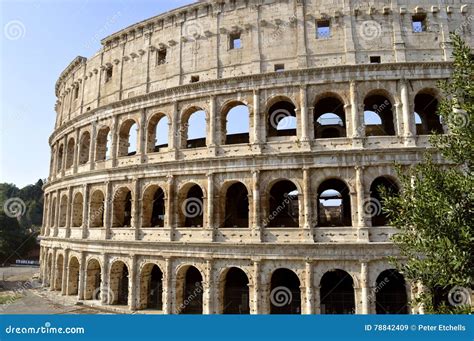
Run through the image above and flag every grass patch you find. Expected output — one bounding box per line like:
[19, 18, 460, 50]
[0, 293, 21, 305]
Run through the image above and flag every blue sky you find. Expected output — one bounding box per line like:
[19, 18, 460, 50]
[0, 0, 195, 187]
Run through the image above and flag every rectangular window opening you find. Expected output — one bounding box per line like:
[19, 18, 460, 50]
[370, 56, 381, 64]
[412, 14, 427, 33]
[274, 64, 285, 72]
[74, 87, 79, 99]
[190, 75, 200, 83]
[230, 32, 242, 49]
[105, 67, 113, 83]
[157, 49, 167, 65]
[316, 19, 331, 39]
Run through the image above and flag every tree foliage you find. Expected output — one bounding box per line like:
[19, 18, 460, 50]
[382, 35, 473, 314]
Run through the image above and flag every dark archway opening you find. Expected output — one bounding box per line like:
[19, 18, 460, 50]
[270, 268, 301, 314]
[314, 97, 347, 139]
[223, 267, 250, 314]
[370, 177, 399, 226]
[268, 180, 299, 228]
[223, 183, 249, 227]
[317, 179, 351, 227]
[320, 269, 355, 314]
[182, 267, 203, 314]
[375, 269, 409, 314]
[364, 95, 395, 136]
[267, 101, 297, 137]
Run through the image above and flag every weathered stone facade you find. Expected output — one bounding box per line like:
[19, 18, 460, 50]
[40, 0, 472, 314]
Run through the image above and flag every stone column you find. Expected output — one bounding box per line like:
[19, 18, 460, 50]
[355, 166, 368, 242]
[89, 122, 97, 171]
[314, 284, 321, 314]
[65, 186, 73, 238]
[251, 170, 262, 242]
[61, 249, 69, 295]
[166, 175, 175, 241]
[132, 178, 140, 240]
[253, 90, 265, 147]
[128, 255, 138, 310]
[61, 135, 67, 176]
[82, 183, 89, 239]
[250, 259, 261, 314]
[304, 262, 315, 314]
[360, 261, 370, 314]
[100, 254, 109, 304]
[111, 115, 119, 167]
[138, 109, 146, 163]
[162, 258, 172, 314]
[73, 129, 80, 173]
[208, 96, 217, 154]
[343, 10, 356, 64]
[54, 190, 60, 237]
[302, 168, 312, 234]
[50, 248, 57, 290]
[77, 252, 86, 300]
[295, 0, 308, 68]
[203, 260, 214, 314]
[400, 79, 415, 145]
[391, 8, 407, 62]
[169, 102, 179, 159]
[104, 181, 113, 238]
[205, 173, 215, 242]
[350, 81, 363, 141]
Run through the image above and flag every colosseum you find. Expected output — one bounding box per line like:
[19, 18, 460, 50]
[40, 0, 472, 314]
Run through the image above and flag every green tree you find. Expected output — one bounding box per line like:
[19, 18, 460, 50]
[382, 35, 473, 314]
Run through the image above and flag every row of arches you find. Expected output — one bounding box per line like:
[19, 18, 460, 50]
[47, 176, 399, 230]
[45, 255, 409, 314]
[53, 90, 443, 172]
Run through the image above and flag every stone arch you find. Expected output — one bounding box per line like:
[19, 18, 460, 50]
[58, 194, 68, 227]
[66, 137, 75, 169]
[414, 90, 443, 135]
[178, 183, 205, 228]
[57, 143, 64, 171]
[112, 186, 132, 227]
[46, 253, 53, 286]
[219, 267, 250, 314]
[363, 90, 395, 136]
[118, 119, 138, 157]
[266, 179, 300, 228]
[314, 94, 347, 139]
[270, 268, 301, 314]
[222, 181, 249, 228]
[147, 112, 169, 153]
[89, 190, 105, 228]
[375, 269, 409, 314]
[71, 192, 83, 227]
[109, 260, 129, 305]
[138, 263, 163, 310]
[175, 265, 204, 314]
[54, 253, 64, 291]
[181, 106, 207, 149]
[67, 256, 80, 296]
[84, 258, 102, 300]
[317, 178, 352, 227]
[221, 101, 250, 145]
[320, 269, 355, 314]
[266, 96, 298, 137]
[96, 126, 111, 161]
[78, 131, 91, 165]
[142, 185, 166, 228]
[370, 176, 399, 227]
[50, 197, 57, 227]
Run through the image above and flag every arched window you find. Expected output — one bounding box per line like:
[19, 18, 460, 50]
[314, 97, 347, 138]
[50, 198, 57, 227]
[96, 127, 111, 161]
[89, 190, 105, 228]
[364, 94, 395, 136]
[79, 132, 91, 165]
[67, 257, 80, 295]
[370, 177, 399, 227]
[320, 269, 355, 314]
[268, 180, 299, 227]
[109, 261, 129, 305]
[222, 267, 250, 314]
[139, 264, 163, 310]
[59, 195, 68, 227]
[147, 114, 169, 153]
[317, 179, 351, 227]
[414, 93, 443, 135]
[223, 182, 249, 227]
[57, 144, 64, 171]
[267, 100, 297, 137]
[177, 266, 203, 314]
[183, 109, 207, 149]
[54, 254, 64, 291]
[66, 138, 75, 169]
[181, 184, 204, 227]
[85, 259, 101, 300]
[112, 188, 132, 227]
[270, 268, 301, 314]
[223, 104, 250, 145]
[71, 193, 83, 227]
[142, 186, 165, 228]
[375, 269, 408, 314]
[118, 120, 138, 157]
